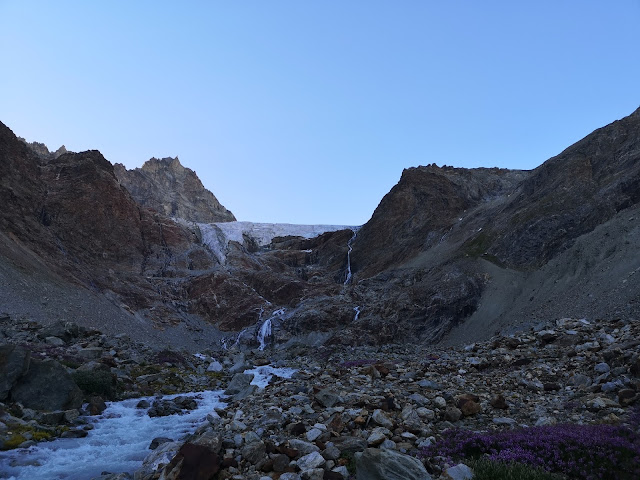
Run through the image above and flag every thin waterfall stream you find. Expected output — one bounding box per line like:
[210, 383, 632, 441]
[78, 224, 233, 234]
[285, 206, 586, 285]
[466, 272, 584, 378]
[344, 228, 359, 285]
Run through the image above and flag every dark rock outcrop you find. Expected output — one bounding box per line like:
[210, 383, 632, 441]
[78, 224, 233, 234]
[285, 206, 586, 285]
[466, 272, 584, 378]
[114, 157, 235, 223]
[0, 345, 30, 400]
[10, 359, 83, 411]
[1, 107, 639, 349]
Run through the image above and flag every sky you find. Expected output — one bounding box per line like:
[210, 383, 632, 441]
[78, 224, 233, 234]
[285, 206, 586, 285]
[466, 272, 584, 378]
[1, 2, 639, 225]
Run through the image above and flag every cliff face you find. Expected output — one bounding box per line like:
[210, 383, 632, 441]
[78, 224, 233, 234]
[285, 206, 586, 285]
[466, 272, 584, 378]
[114, 157, 236, 223]
[1, 107, 639, 350]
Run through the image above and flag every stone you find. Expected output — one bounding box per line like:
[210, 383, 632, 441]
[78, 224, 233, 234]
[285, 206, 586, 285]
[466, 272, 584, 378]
[433, 396, 447, 408]
[417, 379, 443, 390]
[88, 396, 107, 415]
[568, 373, 592, 387]
[322, 444, 341, 461]
[61, 428, 88, 438]
[150, 437, 173, 450]
[10, 359, 83, 411]
[490, 394, 508, 409]
[594, 362, 610, 374]
[297, 451, 326, 470]
[371, 409, 394, 429]
[456, 394, 481, 416]
[45, 336, 65, 346]
[39, 321, 81, 343]
[367, 427, 389, 446]
[587, 397, 619, 410]
[161, 442, 220, 479]
[279, 474, 301, 480]
[224, 373, 254, 395]
[330, 436, 368, 454]
[355, 448, 432, 480]
[306, 427, 323, 442]
[300, 468, 324, 480]
[315, 388, 341, 408]
[332, 466, 350, 479]
[207, 361, 223, 372]
[444, 407, 462, 422]
[78, 347, 104, 360]
[416, 407, 436, 420]
[618, 389, 638, 406]
[242, 440, 266, 464]
[492, 417, 517, 425]
[134, 441, 181, 479]
[271, 453, 291, 472]
[443, 463, 474, 480]
[288, 438, 320, 456]
[0, 344, 30, 401]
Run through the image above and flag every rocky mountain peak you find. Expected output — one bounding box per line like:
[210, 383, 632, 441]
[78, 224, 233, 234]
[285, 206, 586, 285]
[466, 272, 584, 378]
[18, 138, 69, 160]
[114, 157, 236, 223]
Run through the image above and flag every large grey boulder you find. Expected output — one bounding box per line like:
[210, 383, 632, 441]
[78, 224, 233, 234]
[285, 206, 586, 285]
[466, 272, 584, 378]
[224, 373, 254, 395]
[355, 448, 432, 480]
[224, 373, 257, 400]
[0, 344, 30, 401]
[10, 359, 83, 411]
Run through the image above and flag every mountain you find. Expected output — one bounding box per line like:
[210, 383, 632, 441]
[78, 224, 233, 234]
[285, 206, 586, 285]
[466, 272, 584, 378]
[114, 157, 236, 223]
[1, 107, 639, 350]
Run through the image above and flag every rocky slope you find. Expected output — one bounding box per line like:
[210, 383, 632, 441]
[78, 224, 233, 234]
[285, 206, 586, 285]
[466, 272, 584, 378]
[1, 107, 639, 352]
[1, 313, 638, 479]
[114, 157, 236, 223]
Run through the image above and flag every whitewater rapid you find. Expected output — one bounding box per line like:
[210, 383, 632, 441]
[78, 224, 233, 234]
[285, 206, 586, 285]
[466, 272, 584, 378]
[0, 366, 296, 480]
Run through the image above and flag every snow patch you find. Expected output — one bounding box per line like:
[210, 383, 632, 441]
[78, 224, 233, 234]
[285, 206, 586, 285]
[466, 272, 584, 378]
[198, 221, 357, 265]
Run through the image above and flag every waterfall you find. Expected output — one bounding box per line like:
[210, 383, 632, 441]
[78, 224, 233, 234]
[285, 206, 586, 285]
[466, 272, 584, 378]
[353, 306, 361, 321]
[344, 229, 358, 285]
[257, 308, 285, 350]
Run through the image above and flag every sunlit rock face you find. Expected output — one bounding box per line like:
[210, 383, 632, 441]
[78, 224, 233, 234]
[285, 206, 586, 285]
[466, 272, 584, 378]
[114, 157, 236, 223]
[1, 107, 640, 348]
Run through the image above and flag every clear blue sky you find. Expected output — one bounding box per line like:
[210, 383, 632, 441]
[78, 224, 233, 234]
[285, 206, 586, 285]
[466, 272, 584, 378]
[1, 1, 639, 225]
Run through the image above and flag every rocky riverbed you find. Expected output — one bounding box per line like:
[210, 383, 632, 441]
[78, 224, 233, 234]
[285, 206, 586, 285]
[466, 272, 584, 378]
[1, 314, 639, 479]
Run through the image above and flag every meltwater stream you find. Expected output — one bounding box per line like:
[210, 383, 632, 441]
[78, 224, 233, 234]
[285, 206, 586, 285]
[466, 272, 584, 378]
[0, 367, 295, 480]
[344, 229, 358, 285]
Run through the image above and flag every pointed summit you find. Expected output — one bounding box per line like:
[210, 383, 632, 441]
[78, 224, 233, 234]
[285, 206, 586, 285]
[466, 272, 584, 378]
[114, 157, 236, 223]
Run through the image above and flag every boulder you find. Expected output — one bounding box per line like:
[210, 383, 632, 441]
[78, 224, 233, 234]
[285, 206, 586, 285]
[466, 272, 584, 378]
[371, 409, 394, 429]
[40, 321, 81, 343]
[355, 448, 432, 480]
[241, 440, 266, 464]
[224, 373, 254, 395]
[10, 359, 82, 411]
[443, 463, 474, 480]
[297, 451, 325, 470]
[161, 442, 220, 480]
[315, 388, 341, 408]
[0, 344, 30, 401]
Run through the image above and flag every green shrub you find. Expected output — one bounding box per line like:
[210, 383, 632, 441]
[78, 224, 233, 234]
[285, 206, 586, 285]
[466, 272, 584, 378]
[2, 434, 27, 450]
[72, 370, 117, 399]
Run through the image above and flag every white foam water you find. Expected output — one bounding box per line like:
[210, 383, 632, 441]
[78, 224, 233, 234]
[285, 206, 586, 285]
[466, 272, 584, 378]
[256, 308, 285, 351]
[0, 390, 225, 480]
[243, 365, 297, 389]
